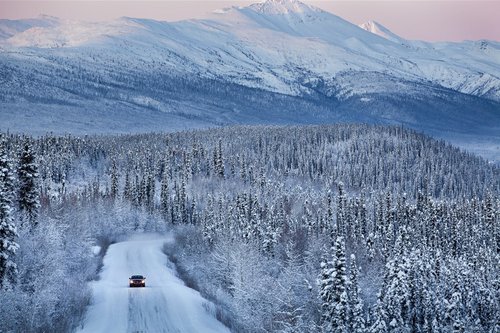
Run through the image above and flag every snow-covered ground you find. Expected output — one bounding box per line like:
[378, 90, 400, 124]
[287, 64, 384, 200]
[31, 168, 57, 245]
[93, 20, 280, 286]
[75, 234, 230, 333]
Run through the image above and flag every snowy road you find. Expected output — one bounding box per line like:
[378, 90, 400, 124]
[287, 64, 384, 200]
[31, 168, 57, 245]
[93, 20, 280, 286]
[76, 234, 230, 333]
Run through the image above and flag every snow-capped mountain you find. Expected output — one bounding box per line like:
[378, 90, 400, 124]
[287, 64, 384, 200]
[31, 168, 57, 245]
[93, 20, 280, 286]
[0, 15, 60, 40]
[4, 17, 138, 48]
[0, 0, 499, 159]
[248, 0, 319, 15]
[359, 20, 405, 44]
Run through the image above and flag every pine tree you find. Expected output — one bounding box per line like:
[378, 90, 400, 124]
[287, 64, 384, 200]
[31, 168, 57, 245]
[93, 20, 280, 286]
[367, 232, 375, 262]
[370, 292, 388, 333]
[359, 193, 367, 238]
[202, 195, 216, 245]
[336, 182, 346, 236]
[261, 222, 278, 255]
[132, 173, 140, 207]
[110, 159, 118, 200]
[0, 140, 18, 288]
[180, 176, 187, 224]
[321, 236, 350, 333]
[160, 164, 169, 221]
[349, 254, 366, 333]
[382, 233, 411, 333]
[123, 170, 131, 202]
[445, 281, 465, 333]
[146, 170, 155, 213]
[18, 141, 40, 226]
[0, 139, 14, 203]
[319, 254, 335, 333]
[302, 199, 315, 235]
[483, 191, 495, 249]
[213, 139, 225, 178]
[326, 190, 334, 235]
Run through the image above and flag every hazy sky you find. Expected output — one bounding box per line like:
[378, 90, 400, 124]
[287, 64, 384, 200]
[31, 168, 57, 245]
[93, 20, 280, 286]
[0, 1, 499, 42]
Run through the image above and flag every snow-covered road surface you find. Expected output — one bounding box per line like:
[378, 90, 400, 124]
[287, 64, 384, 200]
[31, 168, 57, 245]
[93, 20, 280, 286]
[76, 234, 230, 333]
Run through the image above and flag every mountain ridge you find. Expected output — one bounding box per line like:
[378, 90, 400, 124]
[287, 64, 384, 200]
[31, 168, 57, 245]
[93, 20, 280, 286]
[1, 0, 498, 100]
[0, 0, 499, 161]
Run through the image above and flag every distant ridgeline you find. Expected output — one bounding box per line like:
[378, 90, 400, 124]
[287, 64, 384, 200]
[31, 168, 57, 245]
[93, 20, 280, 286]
[0, 124, 498, 332]
[5, 124, 493, 200]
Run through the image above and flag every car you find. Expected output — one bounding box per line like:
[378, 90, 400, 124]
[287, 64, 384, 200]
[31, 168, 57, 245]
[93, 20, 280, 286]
[129, 275, 146, 287]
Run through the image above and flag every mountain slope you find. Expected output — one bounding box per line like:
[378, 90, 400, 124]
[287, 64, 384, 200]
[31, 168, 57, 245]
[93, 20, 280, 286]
[0, 0, 499, 160]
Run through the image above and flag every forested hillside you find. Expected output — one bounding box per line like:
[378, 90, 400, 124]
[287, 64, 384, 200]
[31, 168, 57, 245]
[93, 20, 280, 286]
[0, 125, 498, 332]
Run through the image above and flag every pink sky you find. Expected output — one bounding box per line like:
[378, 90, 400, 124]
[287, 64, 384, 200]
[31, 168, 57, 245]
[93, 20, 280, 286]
[0, 1, 499, 42]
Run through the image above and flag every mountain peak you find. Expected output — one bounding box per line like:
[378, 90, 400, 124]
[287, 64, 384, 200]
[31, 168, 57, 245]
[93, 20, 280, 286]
[36, 14, 60, 22]
[359, 20, 404, 43]
[248, 0, 321, 15]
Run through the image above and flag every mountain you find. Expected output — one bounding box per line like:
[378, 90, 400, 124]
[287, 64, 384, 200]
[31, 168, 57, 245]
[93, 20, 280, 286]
[0, 15, 60, 40]
[359, 20, 405, 44]
[0, 0, 499, 161]
[248, 0, 318, 15]
[3, 17, 137, 48]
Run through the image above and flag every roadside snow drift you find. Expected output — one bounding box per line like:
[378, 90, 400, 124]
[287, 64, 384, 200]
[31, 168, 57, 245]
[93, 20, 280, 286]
[76, 234, 230, 333]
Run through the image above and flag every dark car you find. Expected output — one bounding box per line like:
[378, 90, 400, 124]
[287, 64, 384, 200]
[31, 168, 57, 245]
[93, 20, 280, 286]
[129, 275, 146, 287]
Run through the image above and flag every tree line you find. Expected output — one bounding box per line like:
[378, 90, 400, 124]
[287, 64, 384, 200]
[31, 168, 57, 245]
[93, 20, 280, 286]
[0, 124, 498, 332]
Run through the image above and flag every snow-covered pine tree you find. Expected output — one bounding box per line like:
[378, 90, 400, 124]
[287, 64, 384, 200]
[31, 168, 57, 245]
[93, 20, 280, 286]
[0, 140, 18, 288]
[132, 173, 140, 207]
[319, 236, 350, 333]
[302, 199, 315, 236]
[349, 254, 365, 333]
[146, 170, 155, 213]
[384, 192, 394, 253]
[17, 141, 40, 226]
[367, 232, 375, 262]
[482, 191, 496, 249]
[444, 282, 465, 333]
[382, 232, 411, 333]
[202, 195, 216, 245]
[352, 197, 361, 241]
[318, 253, 335, 333]
[261, 222, 278, 255]
[213, 139, 225, 178]
[160, 163, 169, 221]
[359, 193, 367, 238]
[180, 175, 187, 224]
[421, 268, 439, 333]
[110, 159, 118, 200]
[123, 170, 131, 202]
[370, 292, 388, 333]
[325, 190, 334, 235]
[0, 139, 14, 208]
[336, 182, 346, 237]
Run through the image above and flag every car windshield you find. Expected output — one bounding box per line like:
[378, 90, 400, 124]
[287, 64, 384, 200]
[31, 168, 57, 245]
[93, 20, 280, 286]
[131, 275, 144, 279]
